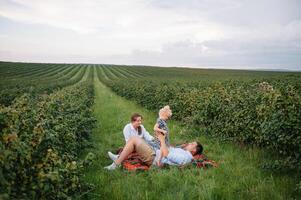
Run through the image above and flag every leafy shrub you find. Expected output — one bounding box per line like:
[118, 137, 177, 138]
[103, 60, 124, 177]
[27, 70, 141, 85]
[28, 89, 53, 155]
[105, 78, 301, 171]
[0, 81, 96, 199]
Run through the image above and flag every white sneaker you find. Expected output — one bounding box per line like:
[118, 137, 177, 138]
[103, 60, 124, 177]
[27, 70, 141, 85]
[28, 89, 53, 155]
[108, 151, 119, 161]
[104, 162, 119, 170]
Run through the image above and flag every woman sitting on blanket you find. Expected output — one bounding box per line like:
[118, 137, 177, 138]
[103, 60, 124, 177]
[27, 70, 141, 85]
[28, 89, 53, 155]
[122, 105, 172, 147]
[122, 113, 154, 143]
[104, 132, 203, 170]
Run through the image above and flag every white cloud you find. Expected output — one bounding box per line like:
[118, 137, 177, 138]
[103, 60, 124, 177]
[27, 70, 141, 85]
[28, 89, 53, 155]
[0, 0, 225, 48]
[0, 0, 300, 69]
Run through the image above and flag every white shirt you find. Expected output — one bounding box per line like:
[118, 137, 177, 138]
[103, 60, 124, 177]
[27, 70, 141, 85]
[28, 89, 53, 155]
[123, 123, 154, 143]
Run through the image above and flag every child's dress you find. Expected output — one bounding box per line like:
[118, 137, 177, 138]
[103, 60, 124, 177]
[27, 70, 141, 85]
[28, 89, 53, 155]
[147, 118, 170, 150]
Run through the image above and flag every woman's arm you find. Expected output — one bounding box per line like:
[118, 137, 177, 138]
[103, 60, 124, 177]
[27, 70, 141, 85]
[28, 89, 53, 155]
[141, 125, 154, 141]
[123, 124, 131, 142]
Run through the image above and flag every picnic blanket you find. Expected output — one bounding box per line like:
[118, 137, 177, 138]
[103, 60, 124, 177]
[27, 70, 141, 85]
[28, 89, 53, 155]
[116, 147, 218, 171]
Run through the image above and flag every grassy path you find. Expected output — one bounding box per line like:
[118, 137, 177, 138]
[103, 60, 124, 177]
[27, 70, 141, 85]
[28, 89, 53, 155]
[81, 69, 298, 199]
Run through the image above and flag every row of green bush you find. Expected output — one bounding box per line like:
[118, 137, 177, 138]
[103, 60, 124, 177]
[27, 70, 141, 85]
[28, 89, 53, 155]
[105, 78, 301, 171]
[0, 63, 86, 106]
[0, 78, 96, 199]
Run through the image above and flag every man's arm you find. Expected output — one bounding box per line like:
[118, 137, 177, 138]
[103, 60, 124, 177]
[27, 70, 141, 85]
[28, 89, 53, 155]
[157, 133, 169, 157]
[155, 133, 169, 167]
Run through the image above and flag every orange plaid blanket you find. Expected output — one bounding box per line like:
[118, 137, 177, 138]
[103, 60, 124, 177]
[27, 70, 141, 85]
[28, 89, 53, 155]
[116, 148, 217, 171]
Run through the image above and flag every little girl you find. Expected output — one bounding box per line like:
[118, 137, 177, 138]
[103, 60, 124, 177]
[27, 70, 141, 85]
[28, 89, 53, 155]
[151, 105, 172, 150]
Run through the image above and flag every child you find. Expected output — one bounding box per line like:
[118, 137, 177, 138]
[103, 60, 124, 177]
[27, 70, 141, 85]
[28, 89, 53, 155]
[150, 105, 172, 150]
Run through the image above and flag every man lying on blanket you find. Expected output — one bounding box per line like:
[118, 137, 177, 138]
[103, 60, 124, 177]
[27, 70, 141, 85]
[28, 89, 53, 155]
[104, 132, 203, 170]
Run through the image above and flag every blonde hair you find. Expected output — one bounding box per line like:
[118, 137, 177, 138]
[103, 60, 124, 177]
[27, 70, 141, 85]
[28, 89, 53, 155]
[159, 105, 172, 117]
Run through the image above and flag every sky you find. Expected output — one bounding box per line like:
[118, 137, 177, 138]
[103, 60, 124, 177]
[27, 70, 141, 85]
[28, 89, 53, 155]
[0, 0, 301, 70]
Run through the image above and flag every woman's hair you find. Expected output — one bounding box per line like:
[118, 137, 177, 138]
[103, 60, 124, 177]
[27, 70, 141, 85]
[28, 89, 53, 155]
[195, 142, 203, 155]
[131, 113, 142, 122]
[137, 126, 142, 135]
[131, 113, 142, 135]
[159, 105, 172, 117]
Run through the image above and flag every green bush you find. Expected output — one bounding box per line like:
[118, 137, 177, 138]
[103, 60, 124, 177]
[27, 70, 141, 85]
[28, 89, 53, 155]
[0, 63, 86, 106]
[0, 82, 96, 199]
[105, 78, 301, 171]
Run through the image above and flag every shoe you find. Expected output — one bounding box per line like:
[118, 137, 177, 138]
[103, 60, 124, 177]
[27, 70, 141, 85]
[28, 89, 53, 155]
[108, 151, 119, 161]
[104, 162, 119, 170]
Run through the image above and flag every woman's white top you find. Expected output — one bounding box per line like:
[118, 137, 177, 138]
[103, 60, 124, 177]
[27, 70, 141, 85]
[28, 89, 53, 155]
[123, 123, 154, 143]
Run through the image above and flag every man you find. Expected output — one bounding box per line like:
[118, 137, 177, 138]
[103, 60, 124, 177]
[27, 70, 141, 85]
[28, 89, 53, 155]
[104, 132, 203, 170]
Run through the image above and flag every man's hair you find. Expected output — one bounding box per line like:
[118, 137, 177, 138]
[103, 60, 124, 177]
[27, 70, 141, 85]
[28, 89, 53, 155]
[131, 113, 142, 122]
[195, 142, 203, 155]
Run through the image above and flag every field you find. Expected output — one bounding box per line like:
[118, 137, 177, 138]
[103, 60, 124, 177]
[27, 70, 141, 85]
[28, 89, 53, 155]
[0, 61, 301, 199]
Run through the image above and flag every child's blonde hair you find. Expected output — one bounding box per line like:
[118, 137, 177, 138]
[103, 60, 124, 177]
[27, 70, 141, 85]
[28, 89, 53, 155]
[159, 105, 172, 117]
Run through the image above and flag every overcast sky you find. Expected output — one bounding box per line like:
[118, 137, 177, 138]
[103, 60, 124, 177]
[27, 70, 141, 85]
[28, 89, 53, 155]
[0, 0, 300, 70]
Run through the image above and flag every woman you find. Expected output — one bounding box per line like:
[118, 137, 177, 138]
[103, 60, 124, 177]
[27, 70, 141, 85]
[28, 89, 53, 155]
[108, 113, 154, 160]
[123, 113, 154, 142]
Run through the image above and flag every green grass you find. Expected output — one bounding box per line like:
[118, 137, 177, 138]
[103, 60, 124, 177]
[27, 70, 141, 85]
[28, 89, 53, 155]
[80, 70, 300, 200]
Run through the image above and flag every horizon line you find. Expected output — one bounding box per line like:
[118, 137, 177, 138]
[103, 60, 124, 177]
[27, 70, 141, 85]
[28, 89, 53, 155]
[1, 60, 300, 73]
